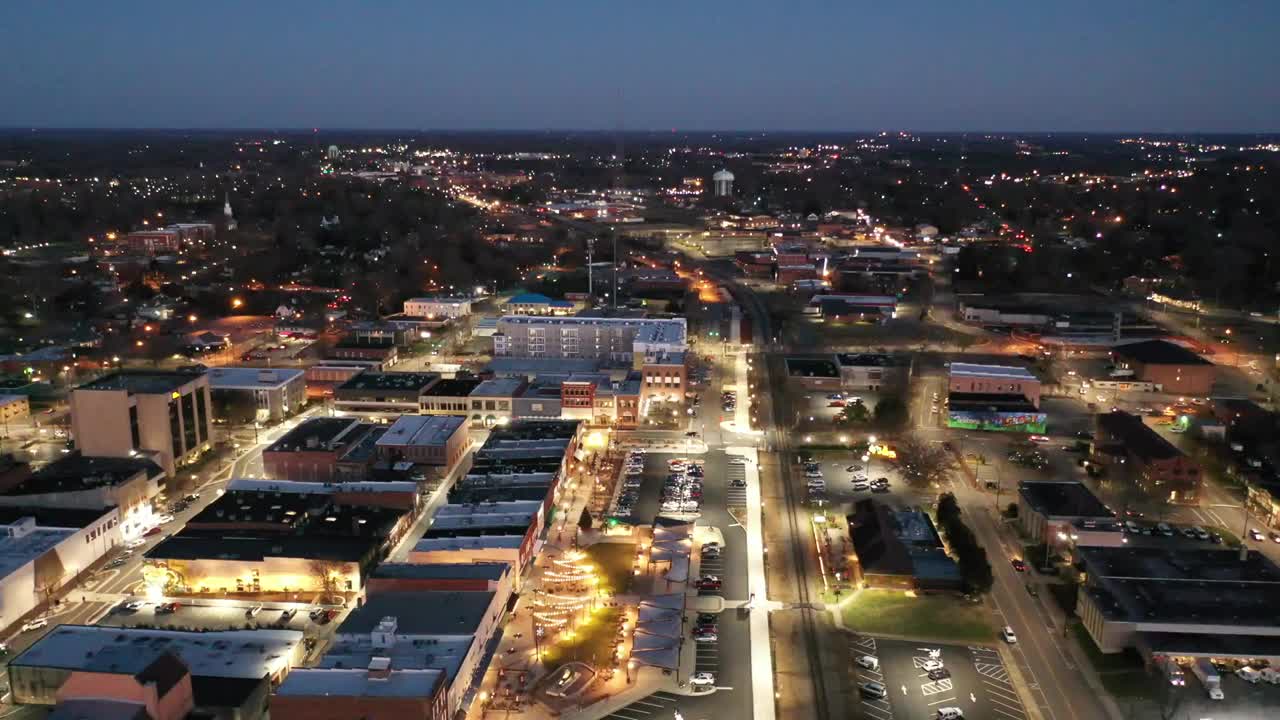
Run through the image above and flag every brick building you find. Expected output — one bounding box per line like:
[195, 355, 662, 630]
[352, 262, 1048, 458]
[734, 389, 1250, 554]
[1111, 340, 1215, 396]
[1094, 410, 1203, 504]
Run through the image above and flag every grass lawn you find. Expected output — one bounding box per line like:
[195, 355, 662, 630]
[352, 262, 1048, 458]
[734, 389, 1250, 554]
[840, 589, 994, 643]
[584, 542, 636, 596]
[542, 607, 623, 667]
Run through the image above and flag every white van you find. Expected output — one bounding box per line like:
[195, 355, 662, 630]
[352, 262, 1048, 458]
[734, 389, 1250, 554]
[936, 708, 965, 720]
[1260, 667, 1280, 685]
[1237, 666, 1263, 684]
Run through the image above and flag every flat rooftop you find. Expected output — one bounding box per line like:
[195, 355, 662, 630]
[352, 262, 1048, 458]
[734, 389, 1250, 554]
[336, 372, 440, 393]
[377, 415, 466, 448]
[266, 417, 365, 453]
[275, 668, 444, 698]
[79, 370, 205, 394]
[337, 591, 497, 637]
[1079, 546, 1280, 583]
[486, 357, 604, 376]
[421, 377, 482, 397]
[1019, 481, 1114, 519]
[7, 453, 163, 497]
[947, 392, 1040, 413]
[414, 535, 524, 553]
[371, 562, 510, 582]
[836, 353, 908, 368]
[949, 363, 1038, 381]
[146, 534, 379, 563]
[784, 356, 840, 378]
[1097, 411, 1183, 461]
[9, 625, 302, 679]
[207, 367, 304, 390]
[0, 522, 76, 577]
[471, 377, 527, 397]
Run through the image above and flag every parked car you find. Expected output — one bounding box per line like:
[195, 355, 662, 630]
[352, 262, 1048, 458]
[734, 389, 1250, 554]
[855, 655, 879, 671]
[927, 667, 952, 681]
[690, 672, 716, 687]
[21, 618, 48, 632]
[860, 681, 888, 699]
[694, 632, 718, 643]
[119, 600, 144, 612]
[155, 602, 181, 614]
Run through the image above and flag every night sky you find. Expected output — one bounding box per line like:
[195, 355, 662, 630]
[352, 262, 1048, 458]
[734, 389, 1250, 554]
[2, 0, 1277, 132]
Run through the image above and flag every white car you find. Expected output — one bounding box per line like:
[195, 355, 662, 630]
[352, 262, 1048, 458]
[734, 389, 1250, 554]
[120, 600, 144, 611]
[1001, 626, 1018, 644]
[852, 481, 870, 491]
[21, 618, 48, 632]
[936, 708, 965, 720]
[855, 655, 879, 671]
[155, 514, 175, 525]
[694, 632, 718, 643]
[921, 659, 944, 672]
[690, 672, 716, 687]
[126, 538, 147, 549]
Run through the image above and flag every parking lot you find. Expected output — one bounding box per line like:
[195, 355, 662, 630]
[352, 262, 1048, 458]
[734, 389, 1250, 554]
[849, 635, 1029, 720]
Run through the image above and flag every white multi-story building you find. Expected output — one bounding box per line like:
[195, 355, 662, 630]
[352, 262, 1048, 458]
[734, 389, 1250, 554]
[403, 297, 472, 319]
[493, 315, 686, 363]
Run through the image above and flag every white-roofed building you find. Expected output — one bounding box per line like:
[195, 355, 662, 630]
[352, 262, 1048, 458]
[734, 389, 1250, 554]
[207, 367, 306, 422]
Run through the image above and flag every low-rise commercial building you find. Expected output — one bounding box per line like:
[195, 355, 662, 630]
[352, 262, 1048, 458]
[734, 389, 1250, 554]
[273, 665, 448, 720]
[466, 378, 525, 427]
[836, 353, 911, 392]
[375, 415, 470, 469]
[946, 393, 1047, 433]
[70, 370, 213, 477]
[317, 590, 509, 717]
[48, 651, 193, 720]
[0, 510, 123, 630]
[1017, 481, 1115, 547]
[784, 356, 842, 390]
[7, 625, 304, 720]
[263, 417, 377, 482]
[365, 562, 512, 596]
[207, 367, 306, 422]
[404, 298, 472, 319]
[418, 378, 481, 416]
[146, 481, 413, 595]
[1095, 410, 1203, 504]
[1111, 340, 1215, 396]
[1076, 545, 1280, 657]
[501, 293, 575, 316]
[846, 499, 961, 591]
[0, 453, 163, 540]
[948, 363, 1041, 408]
[333, 372, 440, 418]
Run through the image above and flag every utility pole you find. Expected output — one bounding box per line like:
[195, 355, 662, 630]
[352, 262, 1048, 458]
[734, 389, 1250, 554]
[587, 238, 595, 306]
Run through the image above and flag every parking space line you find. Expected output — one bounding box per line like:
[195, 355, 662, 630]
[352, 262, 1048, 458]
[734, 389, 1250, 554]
[632, 700, 665, 709]
[927, 696, 957, 706]
[609, 710, 650, 719]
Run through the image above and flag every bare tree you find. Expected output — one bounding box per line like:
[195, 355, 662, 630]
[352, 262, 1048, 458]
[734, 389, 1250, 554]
[892, 433, 955, 489]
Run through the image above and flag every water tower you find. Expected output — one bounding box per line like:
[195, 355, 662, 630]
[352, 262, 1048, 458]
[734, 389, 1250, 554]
[713, 169, 734, 197]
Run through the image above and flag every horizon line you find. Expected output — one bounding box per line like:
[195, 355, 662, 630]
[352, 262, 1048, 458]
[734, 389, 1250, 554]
[1, 126, 1278, 137]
